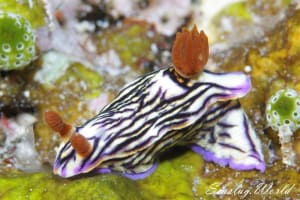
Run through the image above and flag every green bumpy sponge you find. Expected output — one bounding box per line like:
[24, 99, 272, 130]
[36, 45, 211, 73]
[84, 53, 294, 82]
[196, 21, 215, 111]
[0, 12, 36, 70]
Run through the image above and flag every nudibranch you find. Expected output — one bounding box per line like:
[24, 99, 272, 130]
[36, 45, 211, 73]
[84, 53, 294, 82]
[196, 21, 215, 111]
[45, 25, 265, 180]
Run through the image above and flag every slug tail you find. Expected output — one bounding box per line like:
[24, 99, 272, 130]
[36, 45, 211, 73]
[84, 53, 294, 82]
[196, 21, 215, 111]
[191, 100, 265, 172]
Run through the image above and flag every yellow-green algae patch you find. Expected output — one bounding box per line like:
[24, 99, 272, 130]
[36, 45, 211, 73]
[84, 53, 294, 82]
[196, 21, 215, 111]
[138, 149, 205, 199]
[0, 172, 144, 200]
[0, 150, 209, 200]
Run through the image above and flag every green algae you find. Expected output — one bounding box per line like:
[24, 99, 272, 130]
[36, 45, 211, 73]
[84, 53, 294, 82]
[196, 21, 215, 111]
[138, 149, 204, 199]
[0, 155, 299, 200]
[0, 173, 144, 200]
[0, 150, 209, 200]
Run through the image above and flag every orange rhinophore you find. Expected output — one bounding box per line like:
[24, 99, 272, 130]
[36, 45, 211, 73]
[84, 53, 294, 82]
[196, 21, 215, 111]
[44, 111, 72, 139]
[172, 25, 209, 78]
[70, 133, 92, 158]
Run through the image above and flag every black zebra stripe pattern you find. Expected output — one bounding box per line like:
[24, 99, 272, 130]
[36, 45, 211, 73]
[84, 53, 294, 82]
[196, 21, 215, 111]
[53, 67, 265, 179]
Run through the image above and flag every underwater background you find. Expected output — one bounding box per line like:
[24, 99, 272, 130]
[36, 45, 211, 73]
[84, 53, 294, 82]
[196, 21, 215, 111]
[0, 0, 299, 199]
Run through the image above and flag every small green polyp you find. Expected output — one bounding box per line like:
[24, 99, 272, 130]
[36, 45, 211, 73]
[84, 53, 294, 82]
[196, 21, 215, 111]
[0, 12, 36, 70]
[266, 89, 300, 132]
